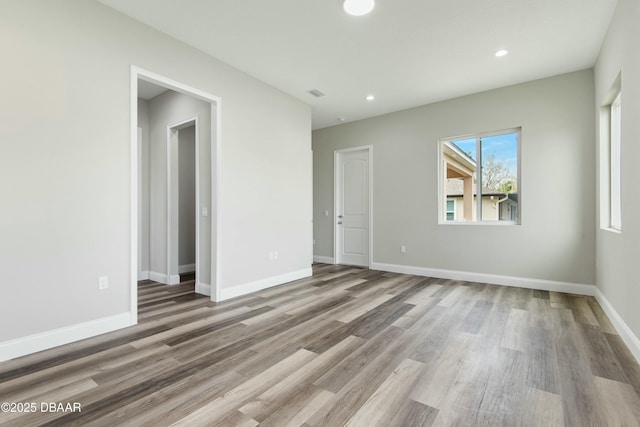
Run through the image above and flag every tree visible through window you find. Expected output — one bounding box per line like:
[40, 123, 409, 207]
[440, 129, 520, 223]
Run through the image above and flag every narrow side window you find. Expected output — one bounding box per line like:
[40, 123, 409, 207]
[610, 92, 622, 230]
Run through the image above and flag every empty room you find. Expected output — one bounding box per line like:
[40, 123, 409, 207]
[1, 0, 639, 425]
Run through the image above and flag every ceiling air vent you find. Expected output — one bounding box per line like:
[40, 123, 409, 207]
[308, 89, 325, 98]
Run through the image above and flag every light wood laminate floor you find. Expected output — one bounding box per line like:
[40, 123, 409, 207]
[1, 264, 640, 426]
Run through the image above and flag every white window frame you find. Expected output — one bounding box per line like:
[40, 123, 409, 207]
[438, 128, 521, 225]
[599, 73, 622, 234]
[610, 92, 622, 231]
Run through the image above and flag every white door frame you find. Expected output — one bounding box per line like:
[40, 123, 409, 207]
[166, 117, 198, 285]
[137, 126, 143, 279]
[334, 145, 373, 267]
[130, 66, 222, 325]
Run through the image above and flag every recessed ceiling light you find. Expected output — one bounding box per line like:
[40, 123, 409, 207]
[365, 94, 375, 101]
[495, 49, 509, 57]
[343, 0, 375, 16]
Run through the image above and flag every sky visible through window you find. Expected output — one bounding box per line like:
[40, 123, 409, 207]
[451, 132, 518, 180]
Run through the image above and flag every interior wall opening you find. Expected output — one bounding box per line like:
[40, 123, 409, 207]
[131, 67, 221, 323]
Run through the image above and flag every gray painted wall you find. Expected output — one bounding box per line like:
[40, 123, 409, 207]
[313, 70, 595, 285]
[178, 125, 196, 268]
[594, 0, 640, 342]
[148, 90, 210, 283]
[0, 0, 311, 343]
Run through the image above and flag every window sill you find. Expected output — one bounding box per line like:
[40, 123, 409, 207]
[439, 221, 520, 226]
[601, 227, 622, 234]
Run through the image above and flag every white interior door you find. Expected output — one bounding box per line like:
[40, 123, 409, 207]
[336, 148, 370, 267]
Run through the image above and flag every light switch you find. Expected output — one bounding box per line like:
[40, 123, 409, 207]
[202, 207, 208, 217]
[324, 210, 329, 217]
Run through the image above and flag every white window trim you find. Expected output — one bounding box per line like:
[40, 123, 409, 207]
[610, 92, 622, 231]
[599, 72, 622, 234]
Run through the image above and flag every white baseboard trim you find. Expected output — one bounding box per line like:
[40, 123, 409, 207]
[0, 312, 134, 363]
[594, 289, 640, 364]
[371, 262, 596, 296]
[313, 256, 335, 264]
[147, 271, 181, 285]
[179, 264, 196, 274]
[148, 271, 168, 284]
[196, 282, 211, 296]
[137, 270, 150, 281]
[218, 268, 312, 302]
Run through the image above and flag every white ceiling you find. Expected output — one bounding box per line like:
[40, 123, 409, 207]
[99, 0, 618, 130]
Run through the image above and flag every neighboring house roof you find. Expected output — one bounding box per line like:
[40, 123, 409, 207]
[444, 141, 476, 169]
[445, 179, 513, 198]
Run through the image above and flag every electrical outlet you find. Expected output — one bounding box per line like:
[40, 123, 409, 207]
[98, 276, 109, 290]
[400, 245, 406, 253]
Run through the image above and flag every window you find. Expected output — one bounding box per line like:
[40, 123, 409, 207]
[446, 199, 456, 221]
[610, 92, 622, 230]
[600, 76, 622, 232]
[440, 129, 520, 223]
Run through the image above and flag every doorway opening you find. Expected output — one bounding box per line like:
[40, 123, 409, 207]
[131, 66, 221, 323]
[168, 119, 197, 285]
